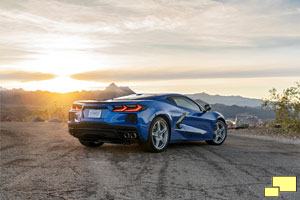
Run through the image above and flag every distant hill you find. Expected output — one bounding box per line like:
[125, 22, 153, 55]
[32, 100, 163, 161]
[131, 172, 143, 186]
[195, 99, 274, 120]
[210, 104, 274, 120]
[187, 92, 263, 107]
[0, 84, 274, 121]
[103, 83, 134, 99]
[0, 86, 8, 91]
[0, 83, 135, 106]
[0, 83, 135, 122]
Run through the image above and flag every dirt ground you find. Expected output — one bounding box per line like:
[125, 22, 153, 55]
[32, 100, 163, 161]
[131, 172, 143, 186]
[230, 127, 300, 140]
[0, 122, 299, 200]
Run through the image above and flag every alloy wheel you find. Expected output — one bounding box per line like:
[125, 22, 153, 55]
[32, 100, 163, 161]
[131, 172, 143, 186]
[151, 119, 169, 150]
[213, 121, 226, 144]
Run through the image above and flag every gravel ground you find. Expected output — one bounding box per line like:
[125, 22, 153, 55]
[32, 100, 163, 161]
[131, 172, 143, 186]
[230, 127, 300, 140]
[0, 122, 299, 200]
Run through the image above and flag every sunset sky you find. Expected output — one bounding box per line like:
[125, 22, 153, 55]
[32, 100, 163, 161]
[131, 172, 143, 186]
[0, 0, 299, 98]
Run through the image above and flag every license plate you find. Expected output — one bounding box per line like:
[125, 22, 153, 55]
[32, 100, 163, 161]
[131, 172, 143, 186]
[88, 109, 102, 118]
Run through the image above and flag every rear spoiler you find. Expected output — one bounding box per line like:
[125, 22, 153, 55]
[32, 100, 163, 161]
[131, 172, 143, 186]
[75, 99, 149, 104]
[77, 100, 109, 104]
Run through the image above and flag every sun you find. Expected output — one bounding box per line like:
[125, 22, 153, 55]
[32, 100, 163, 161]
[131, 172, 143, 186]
[18, 76, 107, 93]
[15, 34, 112, 77]
[4, 34, 115, 92]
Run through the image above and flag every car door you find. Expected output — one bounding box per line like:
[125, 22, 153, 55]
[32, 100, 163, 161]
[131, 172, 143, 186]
[169, 96, 214, 140]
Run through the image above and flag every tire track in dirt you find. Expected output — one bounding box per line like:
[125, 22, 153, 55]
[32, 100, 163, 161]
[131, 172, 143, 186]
[183, 145, 261, 199]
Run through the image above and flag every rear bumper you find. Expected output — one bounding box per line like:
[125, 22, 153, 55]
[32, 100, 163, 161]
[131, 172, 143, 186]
[68, 122, 142, 144]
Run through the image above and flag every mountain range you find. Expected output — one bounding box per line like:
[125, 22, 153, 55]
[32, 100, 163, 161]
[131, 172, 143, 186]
[187, 93, 274, 120]
[0, 83, 274, 120]
[0, 83, 135, 106]
[187, 93, 263, 107]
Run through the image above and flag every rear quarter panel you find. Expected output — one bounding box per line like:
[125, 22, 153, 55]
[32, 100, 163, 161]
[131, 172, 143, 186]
[136, 100, 183, 140]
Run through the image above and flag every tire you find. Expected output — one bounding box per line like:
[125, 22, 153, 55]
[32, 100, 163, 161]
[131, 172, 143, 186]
[140, 117, 170, 152]
[206, 120, 227, 145]
[79, 139, 104, 147]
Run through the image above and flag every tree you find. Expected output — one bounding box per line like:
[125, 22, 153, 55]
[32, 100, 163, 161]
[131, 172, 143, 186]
[262, 83, 300, 131]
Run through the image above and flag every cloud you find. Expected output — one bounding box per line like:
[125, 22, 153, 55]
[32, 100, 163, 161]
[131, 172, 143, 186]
[0, 70, 56, 82]
[0, 0, 300, 79]
[1, 0, 300, 51]
[0, 43, 41, 64]
[71, 67, 300, 82]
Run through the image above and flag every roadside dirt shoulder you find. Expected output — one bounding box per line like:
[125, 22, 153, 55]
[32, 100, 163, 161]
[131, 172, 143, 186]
[228, 129, 300, 145]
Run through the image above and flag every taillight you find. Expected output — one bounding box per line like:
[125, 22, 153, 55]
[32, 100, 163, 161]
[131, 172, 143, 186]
[113, 104, 145, 112]
[113, 105, 127, 112]
[126, 104, 142, 112]
[71, 104, 82, 111]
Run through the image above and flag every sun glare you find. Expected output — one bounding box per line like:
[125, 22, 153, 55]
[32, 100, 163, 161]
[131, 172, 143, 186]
[14, 35, 112, 77]
[19, 76, 107, 93]
[1, 34, 117, 92]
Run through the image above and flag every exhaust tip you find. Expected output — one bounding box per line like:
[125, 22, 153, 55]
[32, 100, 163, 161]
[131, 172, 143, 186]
[124, 133, 130, 138]
[131, 132, 137, 139]
[124, 132, 137, 139]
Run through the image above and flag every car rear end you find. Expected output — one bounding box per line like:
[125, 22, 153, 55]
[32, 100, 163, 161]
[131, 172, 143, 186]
[68, 100, 153, 144]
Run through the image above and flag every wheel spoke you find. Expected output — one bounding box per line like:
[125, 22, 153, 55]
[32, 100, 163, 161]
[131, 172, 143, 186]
[220, 130, 225, 139]
[154, 137, 160, 147]
[218, 123, 222, 130]
[215, 134, 219, 141]
[220, 134, 224, 140]
[158, 121, 162, 131]
[152, 130, 159, 136]
[160, 126, 167, 134]
[163, 134, 168, 144]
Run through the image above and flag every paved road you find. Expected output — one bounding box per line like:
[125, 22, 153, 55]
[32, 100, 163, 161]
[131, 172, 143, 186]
[0, 122, 299, 200]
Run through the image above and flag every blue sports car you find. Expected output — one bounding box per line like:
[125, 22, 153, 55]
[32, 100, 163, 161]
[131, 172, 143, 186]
[68, 93, 227, 152]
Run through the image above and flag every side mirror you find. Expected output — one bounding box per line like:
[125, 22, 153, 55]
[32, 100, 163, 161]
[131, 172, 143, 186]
[204, 104, 211, 112]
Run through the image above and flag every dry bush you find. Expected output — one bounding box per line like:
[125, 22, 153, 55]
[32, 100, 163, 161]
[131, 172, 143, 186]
[262, 83, 300, 132]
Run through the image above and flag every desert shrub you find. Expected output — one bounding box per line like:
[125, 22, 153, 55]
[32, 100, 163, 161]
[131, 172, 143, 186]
[240, 124, 250, 129]
[262, 83, 300, 132]
[47, 101, 68, 122]
[32, 101, 68, 122]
